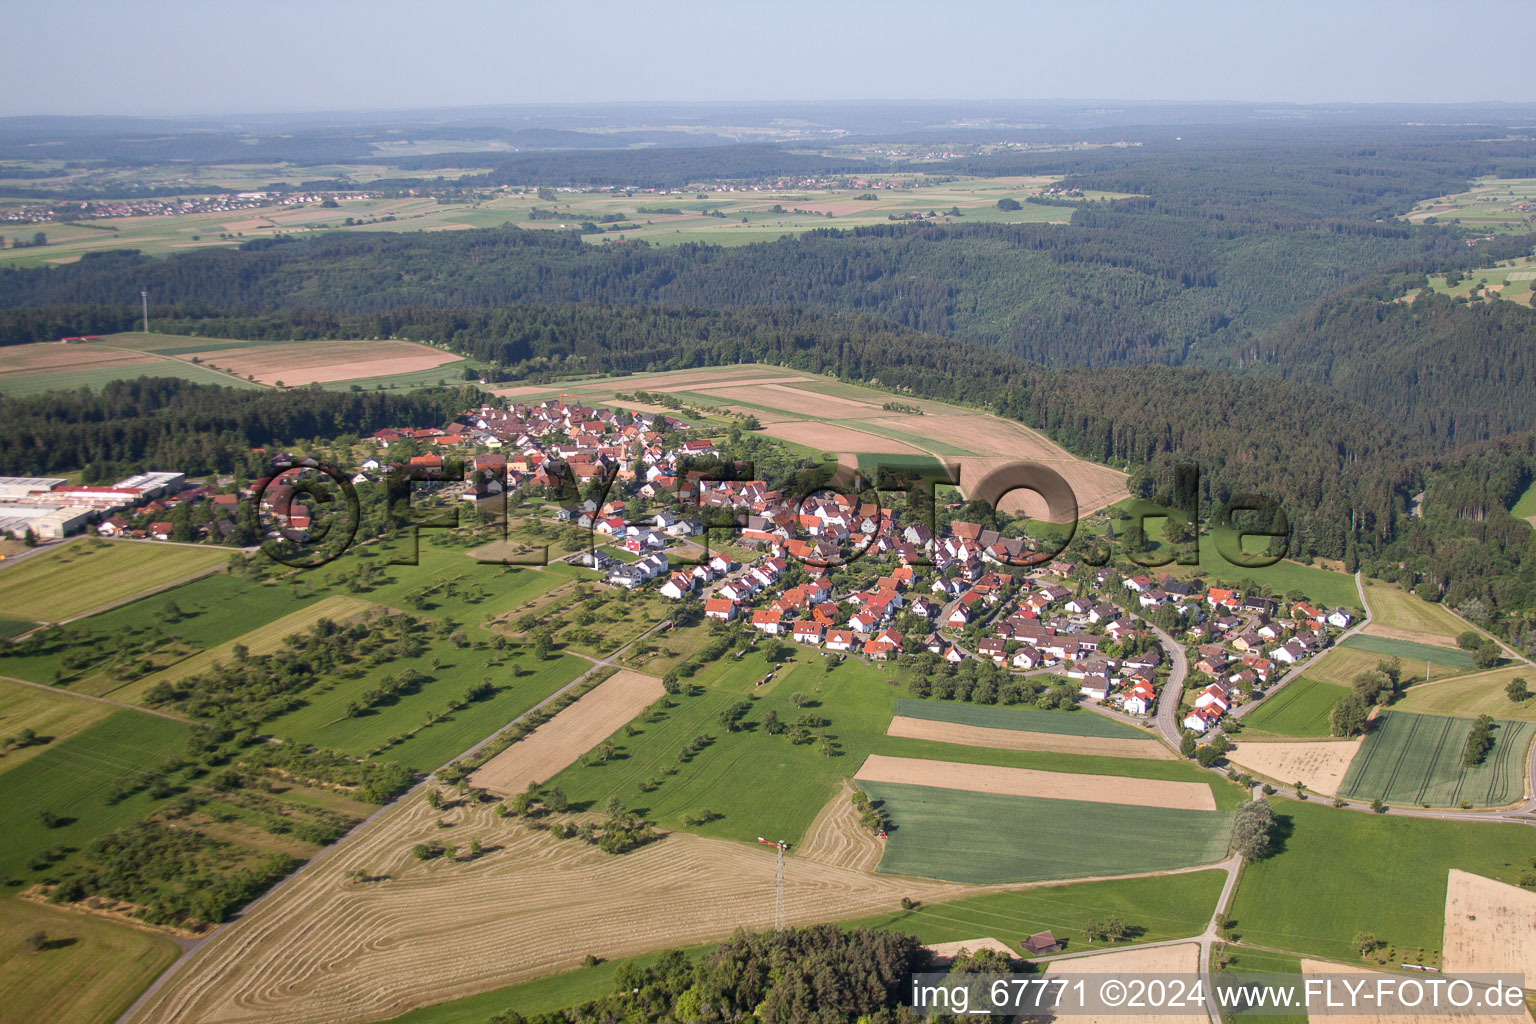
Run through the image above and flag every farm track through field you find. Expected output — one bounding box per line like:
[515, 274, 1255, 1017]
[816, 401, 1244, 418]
[0, 673, 193, 725]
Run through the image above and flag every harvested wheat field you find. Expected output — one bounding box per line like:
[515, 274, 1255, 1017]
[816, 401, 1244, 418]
[1442, 869, 1536, 978]
[1225, 738, 1363, 797]
[471, 670, 664, 795]
[129, 799, 977, 1024]
[0, 342, 159, 376]
[795, 781, 884, 872]
[853, 755, 1215, 811]
[959, 454, 1129, 519]
[887, 716, 1173, 760]
[760, 419, 924, 454]
[694, 382, 886, 417]
[190, 340, 461, 385]
[1360, 625, 1462, 649]
[1297, 959, 1528, 1024]
[1045, 942, 1204, 1024]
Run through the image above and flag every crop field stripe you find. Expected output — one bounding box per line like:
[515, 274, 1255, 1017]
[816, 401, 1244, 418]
[1415, 717, 1454, 805]
[1378, 712, 1423, 801]
[1338, 717, 1382, 795]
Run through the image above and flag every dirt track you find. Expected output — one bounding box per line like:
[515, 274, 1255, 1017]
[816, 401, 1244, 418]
[853, 754, 1217, 811]
[887, 716, 1173, 760]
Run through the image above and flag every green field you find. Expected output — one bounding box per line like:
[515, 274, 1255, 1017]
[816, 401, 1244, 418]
[382, 945, 712, 1024]
[847, 869, 1227, 949]
[0, 357, 255, 397]
[1393, 666, 1536, 721]
[0, 710, 192, 882]
[1339, 634, 1475, 669]
[1227, 799, 1535, 961]
[0, 540, 230, 622]
[1240, 678, 1350, 738]
[1337, 711, 1533, 808]
[858, 782, 1234, 884]
[0, 897, 181, 1024]
[1302, 642, 1466, 690]
[364, 543, 580, 627]
[892, 698, 1147, 738]
[1361, 584, 1472, 640]
[0, 617, 37, 639]
[262, 642, 588, 772]
[1512, 480, 1536, 524]
[0, 678, 115, 771]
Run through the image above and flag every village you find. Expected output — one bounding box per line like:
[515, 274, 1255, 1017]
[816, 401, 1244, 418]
[350, 394, 1356, 740]
[1, 389, 1355, 742]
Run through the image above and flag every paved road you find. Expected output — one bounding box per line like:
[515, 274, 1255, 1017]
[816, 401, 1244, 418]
[1150, 622, 1189, 747]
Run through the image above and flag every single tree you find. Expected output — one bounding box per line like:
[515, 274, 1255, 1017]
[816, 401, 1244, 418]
[1230, 800, 1277, 859]
[1506, 677, 1530, 703]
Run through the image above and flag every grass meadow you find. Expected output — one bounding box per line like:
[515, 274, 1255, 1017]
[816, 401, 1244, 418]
[0, 572, 346, 692]
[1227, 799, 1534, 962]
[891, 697, 1147, 738]
[0, 711, 192, 883]
[543, 651, 897, 845]
[1361, 583, 1472, 640]
[846, 869, 1227, 949]
[1393, 666, 1536, 721]
[0, 897, 181, 1024]
[0, 678, 114, 772]
[0, 540, 230, 622]
[0, 358, 252, 397]
[1240, 678, 1350, 739]
[261, 642, 589, 773]
[858, 781, 1234, 884]
[1337, 711, 1533, 808]
[1303, 636, 1475, 688]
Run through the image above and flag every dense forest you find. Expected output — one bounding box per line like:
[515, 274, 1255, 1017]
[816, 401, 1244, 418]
[0, 216, 1484, 367]
[481, 926, 936, 1024]
[0, 378, 474, 478]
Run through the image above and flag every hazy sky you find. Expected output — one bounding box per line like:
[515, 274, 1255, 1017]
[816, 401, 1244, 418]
[6, 0, 1532, 116]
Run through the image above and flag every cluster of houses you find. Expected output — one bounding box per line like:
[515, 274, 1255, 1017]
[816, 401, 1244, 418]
[1177, 591, 1352, 733]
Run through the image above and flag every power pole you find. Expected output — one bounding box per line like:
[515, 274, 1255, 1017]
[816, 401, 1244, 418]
[141, 289, 149, 333]
[757, 836, 787, 930]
